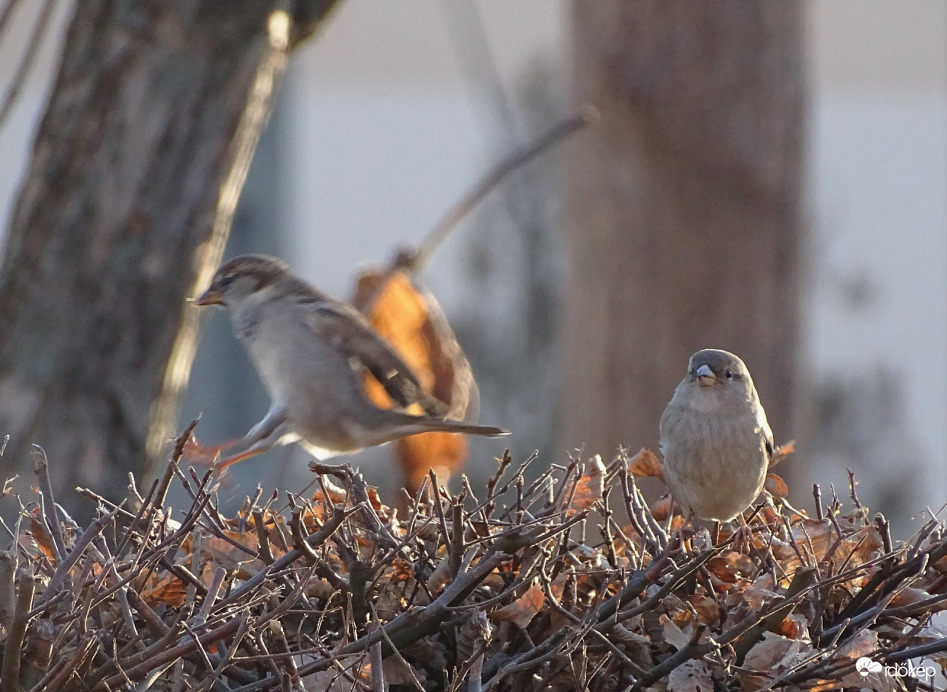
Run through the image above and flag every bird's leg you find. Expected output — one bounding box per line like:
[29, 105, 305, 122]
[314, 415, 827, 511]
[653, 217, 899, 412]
[666, 496, 694, 550]
[732, 513, 754, 553]
[214, 406, 289, 472]
[680, 509, 698, 549]
[213, 440, 274, 472]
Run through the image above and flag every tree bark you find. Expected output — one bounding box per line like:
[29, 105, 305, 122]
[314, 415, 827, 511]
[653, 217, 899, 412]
[561, 2, 805, 457]
[0, 0, 339, 511]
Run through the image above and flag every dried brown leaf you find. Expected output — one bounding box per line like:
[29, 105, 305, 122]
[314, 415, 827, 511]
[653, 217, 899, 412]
[742, 632, 811, 675]
[669, 659, 714, 692]
[382, 656, 428, 686]
[837, 629, 878, 659]
[774, 613, 809, 639]
[490, 583, 545, 629]
[627, 448, 663, 480]
[202, 531, 263, 574]
[690, 588, 720, 626]
[890, 585, 945, 611]
[764, 473, 789, 498]
[660, 613, 692, 650]
[651, 495, 684, 528]
[708, 551, 757, 584]
[741, 580, 781, 611]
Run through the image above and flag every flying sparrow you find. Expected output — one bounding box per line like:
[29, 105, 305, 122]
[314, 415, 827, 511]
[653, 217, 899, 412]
[659, 349, 773, 522]
[194, 254, 509, 469]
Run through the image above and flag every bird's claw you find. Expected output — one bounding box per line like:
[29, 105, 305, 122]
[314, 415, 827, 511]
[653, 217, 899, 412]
[719, 516, 756, 553]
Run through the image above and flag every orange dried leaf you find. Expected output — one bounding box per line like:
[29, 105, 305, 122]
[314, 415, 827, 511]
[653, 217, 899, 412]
[386, 558, 416, 585]
[301, 503, 330, 529]
[689, 589, 720, 626]
[791, 520, 882, 567]
[548, 572, 569, 602]
[202, 531, 263, 574]
[764, 473, 789, 498]
[808, 680, 850, 692]
[27, 512, 57, 564]
[847, 525, 884, 564]
[627, 448, 664, 480]
[141, 574, 187, 608]
[353, 269, 474, 414]
[490, 583, 545, 629]
[649, 496, 685, 530]
[789, 519, 835, 561]
[226, 509, 282, 531]
[775, 613, 809, 639]
[395, 433, 468, 492]
[365, 485, 384, 512]
[570, 455, 606, 515]
[352, 268, 478, 493]
[426, 558, 452, 593]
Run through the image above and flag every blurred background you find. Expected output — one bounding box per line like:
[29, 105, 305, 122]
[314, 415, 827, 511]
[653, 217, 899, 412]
[0, 1, 944, 533]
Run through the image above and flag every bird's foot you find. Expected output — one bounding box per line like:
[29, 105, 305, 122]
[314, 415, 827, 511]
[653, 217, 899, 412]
[181, 436, 242, 467]
[710, 518, 755, 553]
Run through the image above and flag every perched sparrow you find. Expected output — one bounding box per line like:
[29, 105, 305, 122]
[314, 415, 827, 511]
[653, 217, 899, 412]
[194, 254, 509, 469]
[659, 349, 773, 522]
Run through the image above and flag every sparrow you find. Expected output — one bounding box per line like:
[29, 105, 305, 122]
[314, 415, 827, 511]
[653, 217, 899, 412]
[659, 349, 773, 522]
[194, 254, 509, 469]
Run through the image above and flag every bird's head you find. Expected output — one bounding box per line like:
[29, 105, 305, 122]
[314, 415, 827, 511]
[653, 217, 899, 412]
[195, 254, 291, 309]
[687, 348, 753, 392]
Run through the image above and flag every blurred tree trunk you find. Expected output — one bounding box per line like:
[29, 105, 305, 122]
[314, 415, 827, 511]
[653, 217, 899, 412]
[561, 3, 805, 457]
[0, 0, 339, 514]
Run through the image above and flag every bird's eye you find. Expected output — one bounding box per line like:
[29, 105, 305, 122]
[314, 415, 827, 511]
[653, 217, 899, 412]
[218, 275, 234, 289]
[725, 369, 733, 379]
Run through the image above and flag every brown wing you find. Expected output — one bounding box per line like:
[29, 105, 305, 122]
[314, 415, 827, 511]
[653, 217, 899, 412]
[306, 300, 448, 416]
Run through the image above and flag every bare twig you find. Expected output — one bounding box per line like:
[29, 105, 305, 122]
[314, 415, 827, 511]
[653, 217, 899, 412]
[31, 445, 67, 560]
[1, 571, 38, 690]
[409, 107, 598, 273]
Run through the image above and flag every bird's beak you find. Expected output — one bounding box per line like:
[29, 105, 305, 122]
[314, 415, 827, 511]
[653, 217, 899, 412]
[695, 364, 716, 387]
[195, 287, 222, 306]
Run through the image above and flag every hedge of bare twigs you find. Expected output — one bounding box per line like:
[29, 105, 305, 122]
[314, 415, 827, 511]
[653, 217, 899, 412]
[1, 424, 946, 691]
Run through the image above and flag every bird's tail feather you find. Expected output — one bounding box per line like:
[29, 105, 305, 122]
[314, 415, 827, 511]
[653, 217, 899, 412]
[382, 411, 509, 438]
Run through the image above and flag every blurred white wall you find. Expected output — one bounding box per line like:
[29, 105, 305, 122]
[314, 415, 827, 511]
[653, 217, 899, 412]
[806, 0, 947, 524]
[0, 1, 944, 523]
